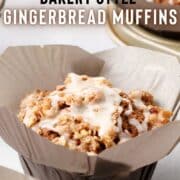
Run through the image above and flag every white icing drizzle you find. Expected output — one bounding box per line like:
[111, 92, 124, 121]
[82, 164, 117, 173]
[142, 110, 150, 131]
[117, 107, 123, 131]
[33, 109, 70, 135]
[34, 73, 123, 137]
[37, 118, 59, 132]
[119, 130, 132, 144]
[23, 109, 35, 127]
[65, 73, 123, 136]
[134, 98, 146, 109]
[124, 98, 133, 116]
[129, 119, 144, 133]
[48, 91, 63, 107]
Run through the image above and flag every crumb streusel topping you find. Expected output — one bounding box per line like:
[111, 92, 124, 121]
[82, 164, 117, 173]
[18, 73, 172, 154]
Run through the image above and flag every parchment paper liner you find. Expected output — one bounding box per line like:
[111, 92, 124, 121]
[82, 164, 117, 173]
[0, 45, 179, 178]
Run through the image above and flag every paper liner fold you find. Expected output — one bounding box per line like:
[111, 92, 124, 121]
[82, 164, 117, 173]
[99, 121, 180, 171]
[0, 166, 36, 180]
[0, 45, 179, 177]
[0, 45, 104, 111]
[96, 47, 180, 111]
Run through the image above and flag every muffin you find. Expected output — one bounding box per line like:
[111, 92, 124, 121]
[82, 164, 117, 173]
[18, 73, 172, 155]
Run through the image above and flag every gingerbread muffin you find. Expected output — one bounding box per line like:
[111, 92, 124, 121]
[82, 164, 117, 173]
[18, 73, 172, 155]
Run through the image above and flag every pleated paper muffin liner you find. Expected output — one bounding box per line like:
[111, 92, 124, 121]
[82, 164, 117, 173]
[0, 45, 179, 179]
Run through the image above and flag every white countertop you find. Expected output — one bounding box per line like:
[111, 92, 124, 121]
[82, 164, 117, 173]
[0, 0, 180, 179]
